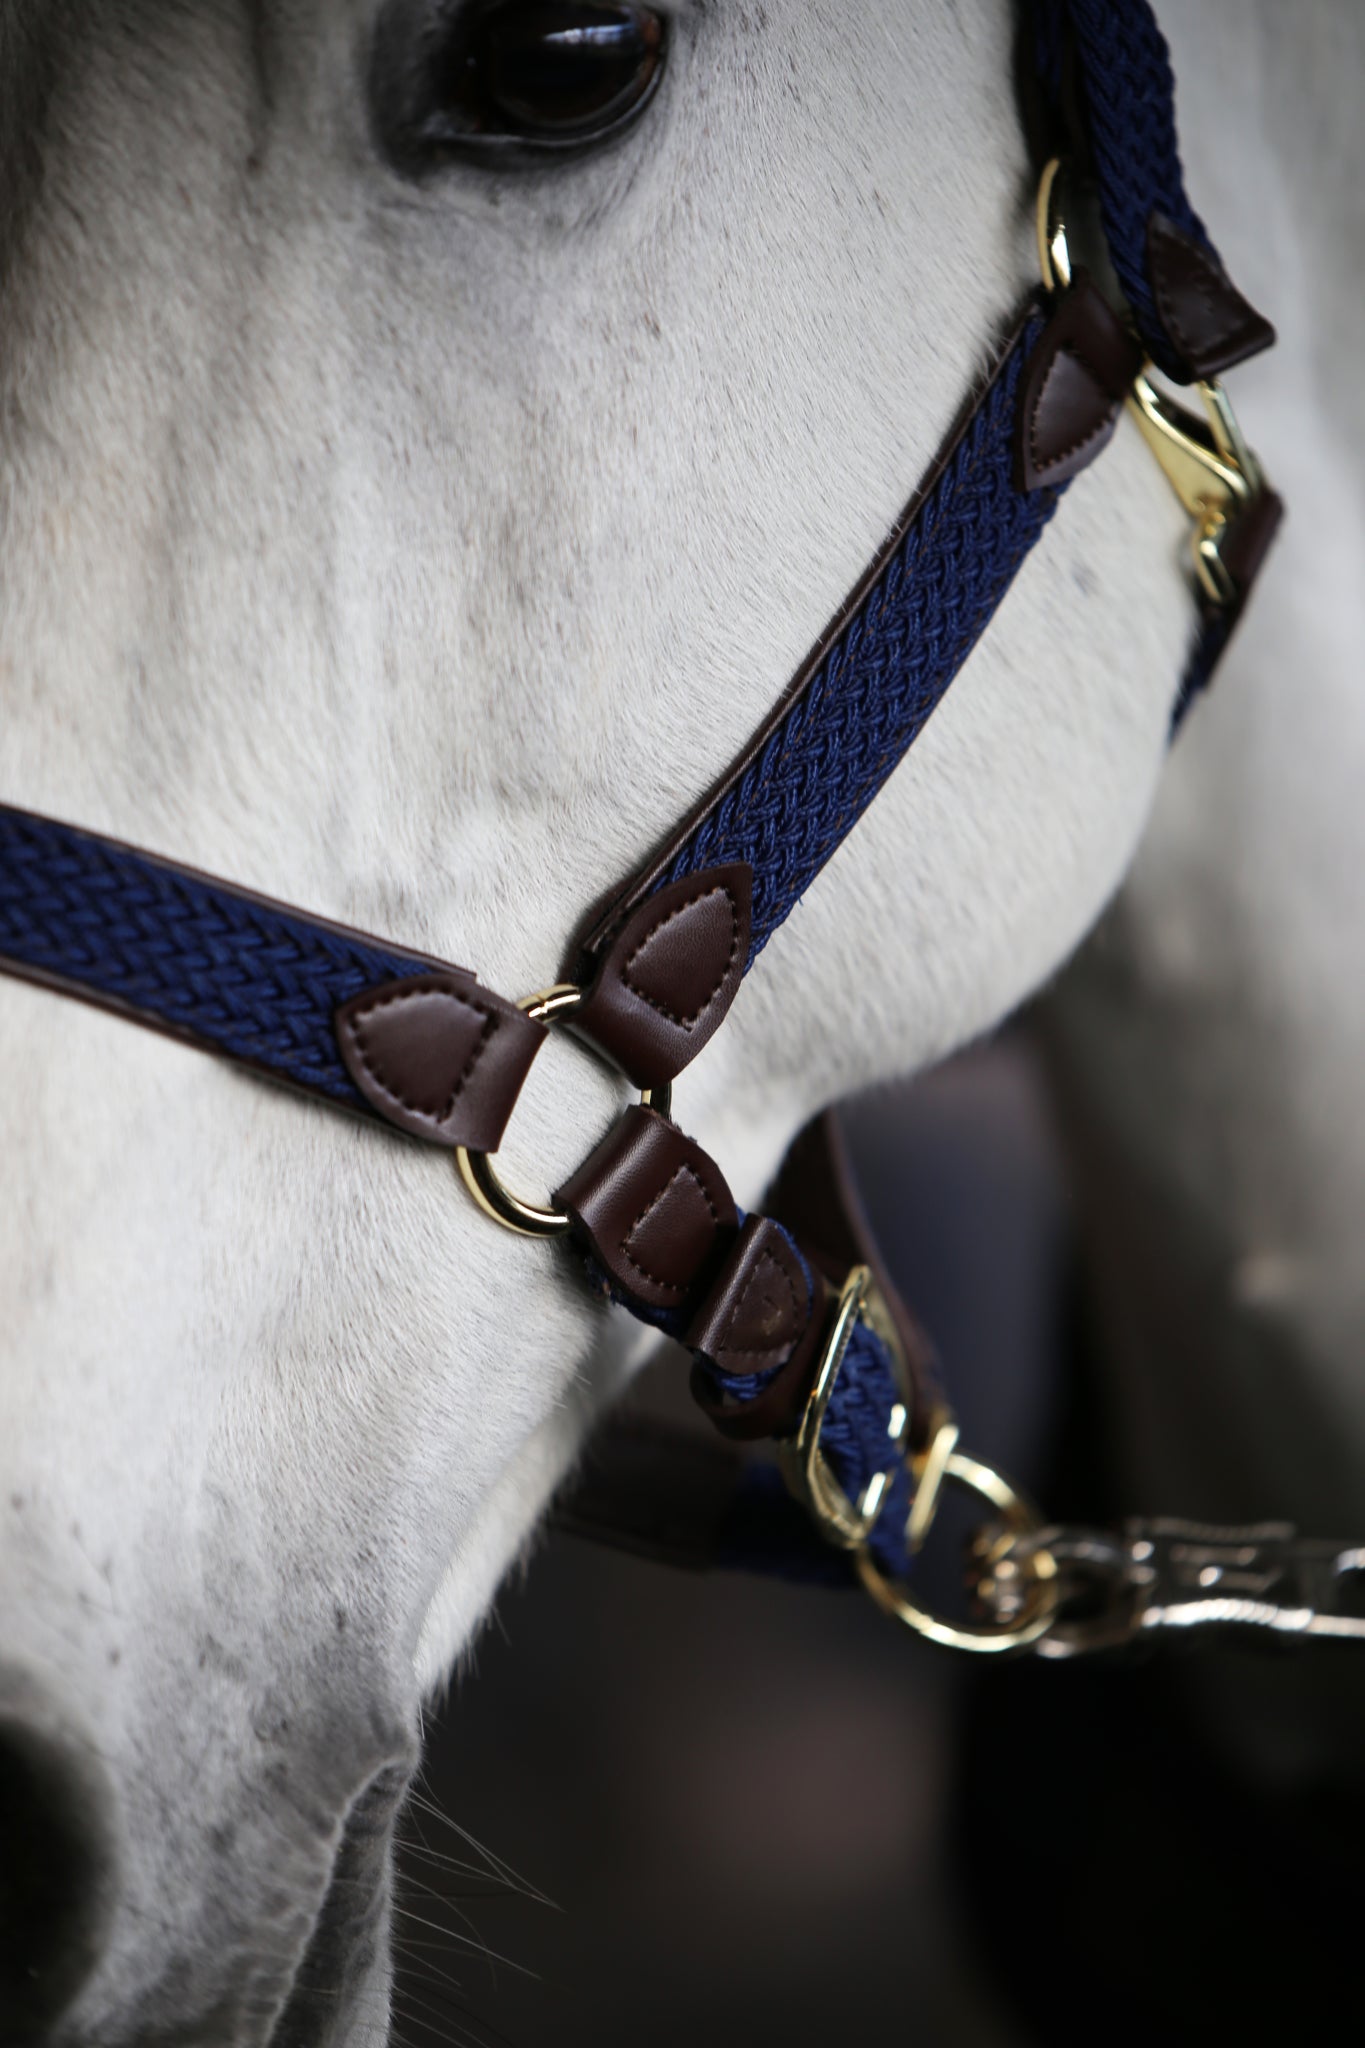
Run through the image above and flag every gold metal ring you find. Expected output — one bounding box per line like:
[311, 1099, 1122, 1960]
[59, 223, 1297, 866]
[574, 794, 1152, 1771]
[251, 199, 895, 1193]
[855, 1449, 1060, 1654]
[455, 986, 672, 1240]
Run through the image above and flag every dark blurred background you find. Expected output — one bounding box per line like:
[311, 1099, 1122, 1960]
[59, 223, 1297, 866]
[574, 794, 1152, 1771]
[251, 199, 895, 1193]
[392, 1034, 1363, 2048]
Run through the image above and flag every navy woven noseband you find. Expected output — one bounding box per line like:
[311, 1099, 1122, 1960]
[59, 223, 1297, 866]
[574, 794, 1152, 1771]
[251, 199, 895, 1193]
[0, 3, 1283, 1609]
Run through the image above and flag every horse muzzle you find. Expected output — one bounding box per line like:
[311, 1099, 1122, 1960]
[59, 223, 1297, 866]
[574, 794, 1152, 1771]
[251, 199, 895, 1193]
[0, 1661, 118, 2043]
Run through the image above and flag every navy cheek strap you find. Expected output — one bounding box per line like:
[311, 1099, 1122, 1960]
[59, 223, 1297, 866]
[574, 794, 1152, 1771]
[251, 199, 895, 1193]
[663, 311, 1059, 963]
[0, 807, 547, 1154]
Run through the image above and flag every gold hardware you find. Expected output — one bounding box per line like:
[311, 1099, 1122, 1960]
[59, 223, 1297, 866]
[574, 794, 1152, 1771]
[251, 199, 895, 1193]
[1035, 155, 1073, 293]
[856, 1449, 1060, 1654]
[1035, 158, 1271, 615]
[905, 1408, 961, 1554]
[778, 1265, 912, 1551]
[455, 985, 672, 1239]
[1127, 370, 1263, 606]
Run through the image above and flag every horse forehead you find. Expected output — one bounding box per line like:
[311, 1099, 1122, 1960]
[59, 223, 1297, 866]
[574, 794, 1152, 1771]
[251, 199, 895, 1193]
[0, 0, 1030, 948]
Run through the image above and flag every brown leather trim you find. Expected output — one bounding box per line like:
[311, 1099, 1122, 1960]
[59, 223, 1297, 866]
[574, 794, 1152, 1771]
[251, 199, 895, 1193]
[555, 1105, 739, 1314]
[686, 1215, 831, 1443]
[570, 864, 752, 1088]
[334, 973, 545, 1152]
[1221, 487, 1285, 600]
[1014, 273, 1144, 492]
[687, 1214, 817, 1375]
[1146, 214, 1276, 382]
[765, 1110, 942, 1445]
[567, 294, 1048, 973]
[688, 1317, 828, 1443]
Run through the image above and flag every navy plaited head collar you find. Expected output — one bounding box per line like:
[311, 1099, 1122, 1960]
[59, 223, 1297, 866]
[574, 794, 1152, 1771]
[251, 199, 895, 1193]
[0, 2, 1284, 1649]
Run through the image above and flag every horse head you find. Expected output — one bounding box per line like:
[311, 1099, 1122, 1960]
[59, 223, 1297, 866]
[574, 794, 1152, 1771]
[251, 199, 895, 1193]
[0, 3, 1191, 2039]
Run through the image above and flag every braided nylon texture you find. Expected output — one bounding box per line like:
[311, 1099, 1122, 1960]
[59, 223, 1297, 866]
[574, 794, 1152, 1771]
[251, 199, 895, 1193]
[665, 314, 1059, 962]
[696, 1226, 918, 1579]
[1039, 0, 1210, 380]
[0, 808, 429, 1107]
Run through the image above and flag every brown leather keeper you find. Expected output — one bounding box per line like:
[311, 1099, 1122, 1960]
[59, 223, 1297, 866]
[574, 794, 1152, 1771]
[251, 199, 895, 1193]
[689, 1297, 829, 1443]
[570, 864, 753, 1090]
[1015, 272, 1145, 492]
[554, 1104, 739, 1314]
[1147, 213, 1275, 383]
[334, 973, 545, 1152]
[687, 1213, 819, 1375]
[686, 1213, 831, 1442]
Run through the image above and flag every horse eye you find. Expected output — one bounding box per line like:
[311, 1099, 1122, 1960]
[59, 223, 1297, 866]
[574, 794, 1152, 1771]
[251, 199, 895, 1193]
[371, 1, 668, 172]
[479, 3, 666, 137]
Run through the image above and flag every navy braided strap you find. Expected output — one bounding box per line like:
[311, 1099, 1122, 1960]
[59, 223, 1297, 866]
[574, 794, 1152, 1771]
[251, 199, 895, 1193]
[0, 806, 469, 1116]
[658, 308, 1060, 964]
[694, 1225, 921, 1581]
[1035, 0, 1271, 383]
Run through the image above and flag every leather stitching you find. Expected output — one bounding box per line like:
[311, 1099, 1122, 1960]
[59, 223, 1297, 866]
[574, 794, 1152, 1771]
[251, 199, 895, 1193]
[619, 886, 739, 1030]
[345, 986, 496, 1124]
[713, 1245, 803, 1368]
[1149, 216, 1263, 367]
[620, 1162, 721, 1297]
[1027, 343, 1118, 476]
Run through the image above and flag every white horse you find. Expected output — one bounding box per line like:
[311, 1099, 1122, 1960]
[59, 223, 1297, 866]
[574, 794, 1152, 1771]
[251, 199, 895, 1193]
[1040, 0, 1365, 1770]
[0, 2, 1216, 2041]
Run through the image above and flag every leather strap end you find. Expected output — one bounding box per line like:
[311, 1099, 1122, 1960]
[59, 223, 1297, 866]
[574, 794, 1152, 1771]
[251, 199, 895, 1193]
[334, 972, 545, 1151]
[1015, 272, 1145, 493]
[686, 1214, 830, 1442]
[569, 864, 753, 1089]
[1146, 214, 1276, 383]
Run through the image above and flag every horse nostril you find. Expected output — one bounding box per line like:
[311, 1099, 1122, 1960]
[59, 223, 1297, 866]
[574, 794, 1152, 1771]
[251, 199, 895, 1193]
[0, 1683, 116, 2036]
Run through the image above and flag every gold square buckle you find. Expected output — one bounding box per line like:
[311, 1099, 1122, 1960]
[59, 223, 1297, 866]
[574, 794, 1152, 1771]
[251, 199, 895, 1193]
[777, 1265, 913, 1551]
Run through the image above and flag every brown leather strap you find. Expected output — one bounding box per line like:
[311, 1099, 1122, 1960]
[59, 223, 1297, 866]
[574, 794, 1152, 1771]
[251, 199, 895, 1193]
[551, 1416, 751, 1572]
[553, 1108, 938, 1566]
